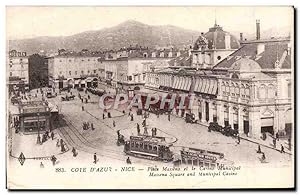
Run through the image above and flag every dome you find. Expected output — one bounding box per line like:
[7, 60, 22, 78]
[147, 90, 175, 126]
[194, 24, 240, 50]
[230, 58, 262, 72]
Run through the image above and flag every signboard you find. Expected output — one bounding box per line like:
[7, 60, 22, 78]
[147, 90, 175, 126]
[181, 150, 217, 162]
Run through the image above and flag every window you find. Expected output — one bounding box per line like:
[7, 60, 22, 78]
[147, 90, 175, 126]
[217, 56, 221, 60]
[82, 59, 84, 62]
[267, 84, 275, 99]
[10, 72, 12, 76]
[88, 59, 90, 61]
[128, 76, 132, 81]
[59, 71, 62, 75]
[259, 85, 267, 99]
[75, 71, 77, 75]
[93, 70, 96, 74]
[69, 59, 72, 62]
[10, 64, 12, 68]
[81, 70, 84, 74]
[88, 70, 90, 74]
[69, 71, 71, 75]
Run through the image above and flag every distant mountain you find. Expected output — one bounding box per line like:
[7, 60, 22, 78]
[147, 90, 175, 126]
[8, 20, 200, 55]
[9, 20, 291, 55]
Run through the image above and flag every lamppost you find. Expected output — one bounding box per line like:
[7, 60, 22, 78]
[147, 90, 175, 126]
[36, 112, 41, 145]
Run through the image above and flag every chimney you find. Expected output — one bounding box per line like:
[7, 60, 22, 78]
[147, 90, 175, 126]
[240, 33, 243, 41]
[256, 43, 265, 55]
[256, 19, 260, 40]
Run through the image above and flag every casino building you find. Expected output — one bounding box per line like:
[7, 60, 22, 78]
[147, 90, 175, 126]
[144, 22, 293, 139]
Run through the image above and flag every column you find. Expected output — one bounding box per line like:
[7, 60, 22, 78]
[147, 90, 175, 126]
[217, 102, 224, 127]
[201, 100, 206, 123]
[249, 107, 261, 138]
[228, 105, 234, 128]
[238, 106, 244, 134]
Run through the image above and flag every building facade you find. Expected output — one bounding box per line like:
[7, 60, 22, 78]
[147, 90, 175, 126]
[46, 47, 184, 92]
[8, 50, 29, 93]
[145, 23, 292, 139]
[191, 23, 240, 69]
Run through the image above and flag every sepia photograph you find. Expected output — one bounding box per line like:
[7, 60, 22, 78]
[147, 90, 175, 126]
[5, 6, 295, 189]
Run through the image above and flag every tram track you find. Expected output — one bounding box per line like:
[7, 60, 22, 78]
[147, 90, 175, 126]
[59, 109, 159, 166]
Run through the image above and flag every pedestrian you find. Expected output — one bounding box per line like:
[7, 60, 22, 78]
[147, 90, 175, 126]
[81, 98, 83, 103]
[37, 134, 41, 145]
[82, 105, 84, 111]
[144, 126, 148, 135]
[103, 113, 105, 119]
[46, 130, 50, 138]
[61, 142, 66, 152]
[126, 157, 131, 164]
[40, 162, 44, 168]
[276, 132, 279, 141]
[93, 153, 97, 164]
[151, 128, 155, 137]
[51, 155, 57, 166]
[113, 120, 116, 127]
[168, 113, 171, 121]
[88, 95, 90, 99]
[72, 147, 77, 157]
[51, 131, 54, 140]
[108, 112, 111, 118]
[56, 139, 60, 147]
[257, 145, 262, 153]
[281, 144, 285, 153]
[130, 114, 134, 121]
[91, 123, 94, 130]
[237, 134, 240, 144]
[137, 123, 140, 135]
[261, 153, 266, 162]
[122, 110, 125, 114]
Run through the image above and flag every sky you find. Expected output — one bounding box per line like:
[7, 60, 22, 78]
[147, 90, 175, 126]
[6, 6, 293, 40]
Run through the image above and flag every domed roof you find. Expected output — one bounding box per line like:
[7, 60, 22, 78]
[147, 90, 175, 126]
[194, 24, 240, 50]
[230, 57, 261, 72]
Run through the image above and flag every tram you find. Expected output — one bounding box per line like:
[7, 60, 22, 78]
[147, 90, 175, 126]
[124, 135, 173, 162]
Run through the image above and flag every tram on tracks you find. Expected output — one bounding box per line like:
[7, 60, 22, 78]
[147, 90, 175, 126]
[124, 135, 173, 162]
[119, 133, 232, 167]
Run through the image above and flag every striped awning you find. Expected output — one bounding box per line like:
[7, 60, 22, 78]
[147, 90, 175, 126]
[194, 77, 218, 95]
[172, 76, 191, 91]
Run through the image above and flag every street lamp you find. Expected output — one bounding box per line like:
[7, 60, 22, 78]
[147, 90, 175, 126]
[36, 112, 41, 145]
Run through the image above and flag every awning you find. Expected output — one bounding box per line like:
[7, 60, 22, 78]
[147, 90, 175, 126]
[194, 77, 218, 95]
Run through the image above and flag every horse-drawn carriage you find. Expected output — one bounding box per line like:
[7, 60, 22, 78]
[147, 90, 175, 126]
[208, 122, 238, 137]
[208, 122, 222, 132]
[185, 113, 197, 124]
[61, 95, 75, 101]
[222, 125, 239, 137]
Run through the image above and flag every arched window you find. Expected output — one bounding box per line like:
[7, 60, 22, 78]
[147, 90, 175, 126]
[232, 73, 239, 79]
[259, 85, 267, 99]
[267, 84, 275, 99]
[240, 84, 245, 97]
